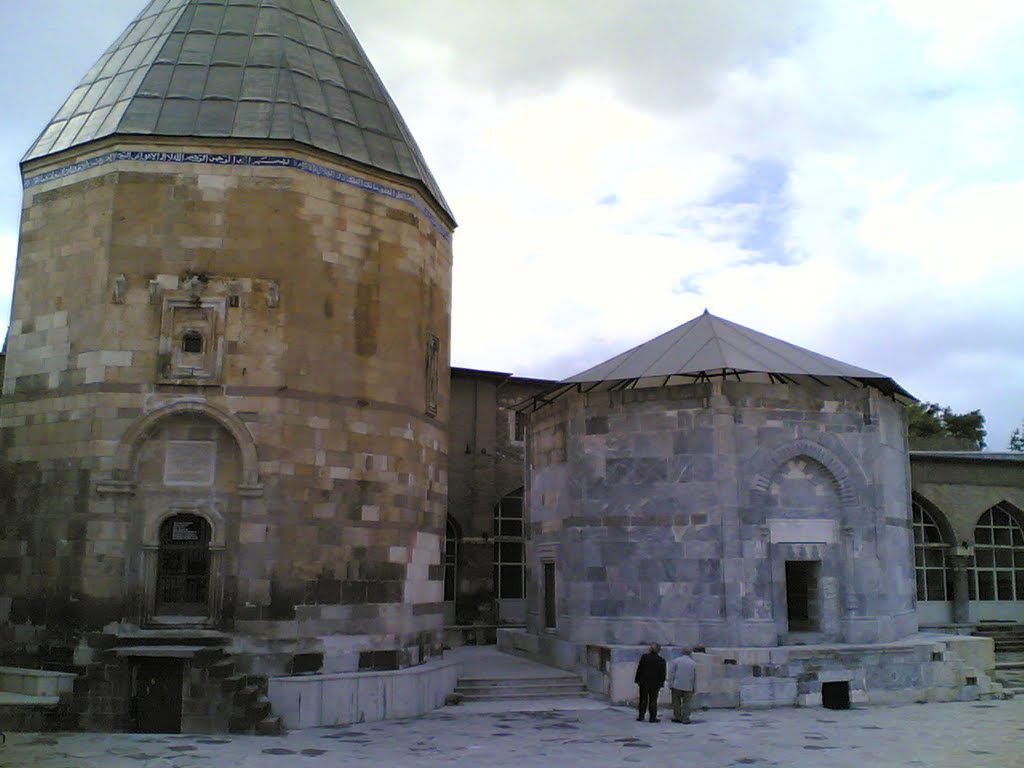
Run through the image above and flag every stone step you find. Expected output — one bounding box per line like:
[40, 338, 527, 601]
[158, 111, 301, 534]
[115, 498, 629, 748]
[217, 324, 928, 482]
[457, 689, 590, 701]
[457, 675, 582, 687]
[457, 681, 586, 694]
[455, 675, 588, 700]
[256, 715, 285, 736]
[105, 629, 231, 647]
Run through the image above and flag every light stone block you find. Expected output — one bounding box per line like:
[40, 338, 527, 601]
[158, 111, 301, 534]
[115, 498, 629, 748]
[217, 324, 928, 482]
[767, 518, 838, 544]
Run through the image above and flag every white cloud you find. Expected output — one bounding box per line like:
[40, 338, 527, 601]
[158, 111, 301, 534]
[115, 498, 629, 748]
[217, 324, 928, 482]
[0, 0, 1021, 445]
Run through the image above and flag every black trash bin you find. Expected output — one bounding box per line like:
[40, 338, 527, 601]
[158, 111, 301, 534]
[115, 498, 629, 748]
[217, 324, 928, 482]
[822, 680, 851, 710]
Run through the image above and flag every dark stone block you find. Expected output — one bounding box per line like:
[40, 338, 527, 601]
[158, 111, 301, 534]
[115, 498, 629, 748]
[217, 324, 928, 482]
[634, 458, 667, 483]
[673, 429, 713, 455]
[311, 573, 341, 604]
[585, 416, 609, 435]
[342, 581, 367, 604]
[358, 650, 398, 671]
[295, 605, 322, 622]
[318, 527, 341, 545]
[290, 653, 323, 674]
[267, 578, 299, 620]
[606, 458, 633, 485]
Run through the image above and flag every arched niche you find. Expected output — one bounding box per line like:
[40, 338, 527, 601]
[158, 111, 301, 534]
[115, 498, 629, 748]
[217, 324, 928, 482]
[744, 438, 871, 642]
[112, 398, 261, 491]
[748, 438, 867, 514]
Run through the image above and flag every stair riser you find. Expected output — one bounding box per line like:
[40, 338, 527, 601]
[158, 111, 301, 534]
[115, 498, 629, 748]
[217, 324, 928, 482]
[457, 688, 587, 697]
[459, 693, 590, 701]
[456, 688, 585, 696]
[458, 684, 585, 688]
[457, 688, 586, 696]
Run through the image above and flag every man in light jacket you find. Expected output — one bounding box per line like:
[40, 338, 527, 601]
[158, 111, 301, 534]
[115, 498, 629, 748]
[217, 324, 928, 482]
[669, 648, 697, 723]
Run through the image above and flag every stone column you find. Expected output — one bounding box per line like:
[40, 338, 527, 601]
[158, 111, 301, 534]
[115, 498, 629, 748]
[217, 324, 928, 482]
[949, 553, 971, 625]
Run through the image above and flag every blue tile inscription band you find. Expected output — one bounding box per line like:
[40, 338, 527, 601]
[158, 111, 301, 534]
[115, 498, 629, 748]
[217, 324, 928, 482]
[23, 150, 450, 240]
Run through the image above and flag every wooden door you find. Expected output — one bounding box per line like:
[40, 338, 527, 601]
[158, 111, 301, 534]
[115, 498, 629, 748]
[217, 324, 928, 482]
[135, 659, 183, 733]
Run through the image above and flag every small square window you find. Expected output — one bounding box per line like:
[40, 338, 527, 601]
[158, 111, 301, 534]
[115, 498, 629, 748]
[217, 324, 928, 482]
[181, 330, 204, 354]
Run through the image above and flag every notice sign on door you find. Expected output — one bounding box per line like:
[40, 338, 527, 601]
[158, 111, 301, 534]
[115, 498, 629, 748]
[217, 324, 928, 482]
[172, 520, 199, 541]
[164, 440, 217, 486]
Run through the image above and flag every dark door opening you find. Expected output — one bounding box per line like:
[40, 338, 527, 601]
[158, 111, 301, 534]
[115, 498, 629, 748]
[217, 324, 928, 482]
[785, 560, 820, 632]
[135, 659, 183, 733]
[543, 562, 557, 629]
[156, 514, 211, 616]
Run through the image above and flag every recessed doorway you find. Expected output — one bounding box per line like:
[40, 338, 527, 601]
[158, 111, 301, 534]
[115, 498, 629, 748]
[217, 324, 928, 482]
[156, 514, 211, 616]
[785, 560, 820, 632]
[135, 658, 183, 733]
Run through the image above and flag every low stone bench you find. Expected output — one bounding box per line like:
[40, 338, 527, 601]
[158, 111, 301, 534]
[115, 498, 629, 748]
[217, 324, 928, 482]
[0, 667, 76, 698]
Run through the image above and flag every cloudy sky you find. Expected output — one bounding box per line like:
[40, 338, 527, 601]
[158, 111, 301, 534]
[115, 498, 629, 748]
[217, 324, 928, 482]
[1, 0, 1022, 447]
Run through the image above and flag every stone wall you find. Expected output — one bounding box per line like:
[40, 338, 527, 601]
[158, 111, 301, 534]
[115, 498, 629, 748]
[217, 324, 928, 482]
[0, 137, 454, 677]
[499, 629, 1001, 709]
[525, 379, 916, 649]
[447, 371, 550, 628]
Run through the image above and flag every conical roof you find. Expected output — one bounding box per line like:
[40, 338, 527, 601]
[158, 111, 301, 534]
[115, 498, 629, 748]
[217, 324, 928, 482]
[24, 0, 452, 221]
[560, 310, 912, 399]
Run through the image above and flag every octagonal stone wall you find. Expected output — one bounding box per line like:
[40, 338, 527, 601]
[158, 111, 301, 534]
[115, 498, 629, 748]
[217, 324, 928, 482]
[525, 379, 917, 649]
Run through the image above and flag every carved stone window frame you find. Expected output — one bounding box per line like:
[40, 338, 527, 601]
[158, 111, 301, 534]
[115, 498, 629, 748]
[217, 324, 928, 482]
[158, 295, 226, 384]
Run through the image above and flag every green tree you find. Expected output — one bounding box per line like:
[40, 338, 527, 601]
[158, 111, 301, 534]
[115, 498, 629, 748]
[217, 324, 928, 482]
[1010, 421, 1024, 452]
[906, 401, 986, 450]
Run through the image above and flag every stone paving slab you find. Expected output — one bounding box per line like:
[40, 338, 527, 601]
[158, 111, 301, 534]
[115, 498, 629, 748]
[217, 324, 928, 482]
[2, 697, 1022, 768]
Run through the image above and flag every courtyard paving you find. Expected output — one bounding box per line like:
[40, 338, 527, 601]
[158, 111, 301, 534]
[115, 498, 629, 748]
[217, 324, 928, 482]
[1, 695, 1022, 768]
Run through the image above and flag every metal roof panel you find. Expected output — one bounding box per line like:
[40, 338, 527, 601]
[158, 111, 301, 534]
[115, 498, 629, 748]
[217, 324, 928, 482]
[24, 0, 453, 223]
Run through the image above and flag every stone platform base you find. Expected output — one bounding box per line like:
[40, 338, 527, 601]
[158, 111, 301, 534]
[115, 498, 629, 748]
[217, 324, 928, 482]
[268, 655, 459, 729]
[498, 629, 1002, 709]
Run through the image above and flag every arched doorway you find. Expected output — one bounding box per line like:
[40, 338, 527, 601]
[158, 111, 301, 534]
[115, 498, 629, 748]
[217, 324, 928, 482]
[912, 497, 954, 624]
[156, 514, 212, 616]
[970, 502, 1024, 622]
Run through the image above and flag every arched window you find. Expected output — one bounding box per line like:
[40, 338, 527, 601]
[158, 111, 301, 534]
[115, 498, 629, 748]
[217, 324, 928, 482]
[494, 489, 525, 600]
[971, 502, 1024, 602]
[912, 498, 952, 601]
[444, 516, 459, 603]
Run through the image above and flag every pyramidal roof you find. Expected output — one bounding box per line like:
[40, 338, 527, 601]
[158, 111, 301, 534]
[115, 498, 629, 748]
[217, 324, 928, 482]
[24, 0, 452, 221]
[561, 310, 912, 399]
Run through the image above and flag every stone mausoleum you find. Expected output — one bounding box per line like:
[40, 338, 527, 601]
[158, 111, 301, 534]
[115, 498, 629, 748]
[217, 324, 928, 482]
[1, 0, 1020, 736]
[501, 311, 1000, 707]
[0, 0, 456, 732]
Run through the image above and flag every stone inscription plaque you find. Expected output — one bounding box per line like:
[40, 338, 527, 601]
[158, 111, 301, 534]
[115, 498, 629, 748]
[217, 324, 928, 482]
[172, 520, 199, 541]
[164, 441, 217, 486]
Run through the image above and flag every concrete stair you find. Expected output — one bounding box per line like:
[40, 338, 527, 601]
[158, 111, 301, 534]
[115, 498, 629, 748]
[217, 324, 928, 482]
[993, 661, 1024, 697]
[973, 623, 1024, 653]
[455, 673, 587, 701]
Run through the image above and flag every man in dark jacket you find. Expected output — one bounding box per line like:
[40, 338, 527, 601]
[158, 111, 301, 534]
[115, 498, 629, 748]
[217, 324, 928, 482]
[634, 643, 666, 722]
